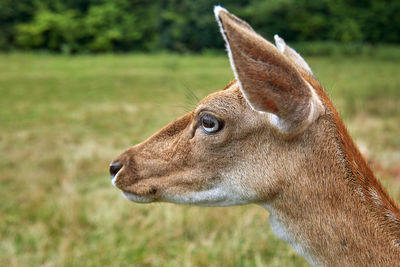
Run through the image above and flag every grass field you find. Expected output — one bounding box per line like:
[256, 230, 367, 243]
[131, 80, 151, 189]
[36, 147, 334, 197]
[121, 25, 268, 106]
[0, 53, 399, 267]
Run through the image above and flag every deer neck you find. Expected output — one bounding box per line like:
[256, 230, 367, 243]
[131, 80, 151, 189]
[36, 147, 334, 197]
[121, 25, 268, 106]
[261, 115, 400, 266]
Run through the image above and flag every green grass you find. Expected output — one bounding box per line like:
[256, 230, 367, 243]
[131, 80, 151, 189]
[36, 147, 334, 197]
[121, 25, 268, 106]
[0, 53, 399, 267]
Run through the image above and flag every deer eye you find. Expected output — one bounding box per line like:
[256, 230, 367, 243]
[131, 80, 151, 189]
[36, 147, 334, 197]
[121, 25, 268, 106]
[200, 114, 223, 134]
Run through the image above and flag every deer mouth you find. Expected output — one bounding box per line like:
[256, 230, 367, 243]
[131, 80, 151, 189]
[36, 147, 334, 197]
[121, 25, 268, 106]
[117, 181, 160, 203]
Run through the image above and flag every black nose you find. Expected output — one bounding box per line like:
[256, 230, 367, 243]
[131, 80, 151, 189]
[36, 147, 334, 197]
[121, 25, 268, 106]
[109, 162, 123, 178]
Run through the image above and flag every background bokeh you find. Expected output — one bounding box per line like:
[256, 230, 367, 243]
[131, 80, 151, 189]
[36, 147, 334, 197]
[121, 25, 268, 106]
[1, 1, 399, 266]
[1, 0, 400, 53]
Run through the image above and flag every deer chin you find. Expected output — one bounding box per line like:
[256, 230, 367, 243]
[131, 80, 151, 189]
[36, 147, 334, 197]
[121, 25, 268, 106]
[153, 178, 256, 207]
[119, 175, 253, 206]
[120, 181, 232, 206]
[121, 191, 154, 203]
[163, 187, 249, 207]
[116, 180, 161, 203]
[112, 174, 159, 203]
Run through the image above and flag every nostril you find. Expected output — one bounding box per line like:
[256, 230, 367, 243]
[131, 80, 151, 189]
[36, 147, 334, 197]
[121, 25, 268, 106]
[109, 162, 123, 178]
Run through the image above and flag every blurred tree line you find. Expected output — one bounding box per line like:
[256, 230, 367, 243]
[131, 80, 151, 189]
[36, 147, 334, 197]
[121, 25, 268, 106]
[0, 0, 399, 53]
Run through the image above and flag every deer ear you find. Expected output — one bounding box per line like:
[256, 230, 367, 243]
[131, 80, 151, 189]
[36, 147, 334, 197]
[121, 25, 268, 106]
[214, 6, 323, 134]
[274, 34, 314, 77]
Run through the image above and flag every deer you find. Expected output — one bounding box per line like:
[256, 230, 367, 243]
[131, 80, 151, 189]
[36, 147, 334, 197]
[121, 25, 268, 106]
[109, 6, 400, 266]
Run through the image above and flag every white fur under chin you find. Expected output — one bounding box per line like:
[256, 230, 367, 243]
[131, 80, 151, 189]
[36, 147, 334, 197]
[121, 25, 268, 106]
[166, 186, 250, 207]
[122, 191, 153, 203]
[121, 187, 248, 206]
[121, 176, 257, 207]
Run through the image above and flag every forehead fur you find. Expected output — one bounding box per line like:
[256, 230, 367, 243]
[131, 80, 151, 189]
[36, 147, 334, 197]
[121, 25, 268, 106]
[197, 81, 246, 112]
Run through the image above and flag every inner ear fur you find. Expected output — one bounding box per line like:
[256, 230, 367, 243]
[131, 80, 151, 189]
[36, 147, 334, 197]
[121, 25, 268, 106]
[214, 6, 323, 135]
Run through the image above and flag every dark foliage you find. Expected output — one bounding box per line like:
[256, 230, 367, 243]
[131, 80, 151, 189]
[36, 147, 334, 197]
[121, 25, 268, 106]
[0, 0, 399, 53]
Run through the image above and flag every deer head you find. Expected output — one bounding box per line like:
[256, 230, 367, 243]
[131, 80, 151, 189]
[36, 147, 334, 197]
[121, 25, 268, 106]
[110, 6, 400, 265]
[110, 6, 325, 206]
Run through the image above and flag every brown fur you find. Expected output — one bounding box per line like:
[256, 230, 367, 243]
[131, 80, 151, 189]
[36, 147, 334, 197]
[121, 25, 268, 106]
[218, 10, 313, 128]
[111, 7, 400, 266]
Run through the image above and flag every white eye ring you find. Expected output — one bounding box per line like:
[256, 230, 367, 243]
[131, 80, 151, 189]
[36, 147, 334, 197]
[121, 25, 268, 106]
[200, 114, 221, 134]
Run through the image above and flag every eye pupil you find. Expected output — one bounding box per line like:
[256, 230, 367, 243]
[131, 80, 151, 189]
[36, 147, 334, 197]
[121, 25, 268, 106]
[202, 118, 215, 128]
